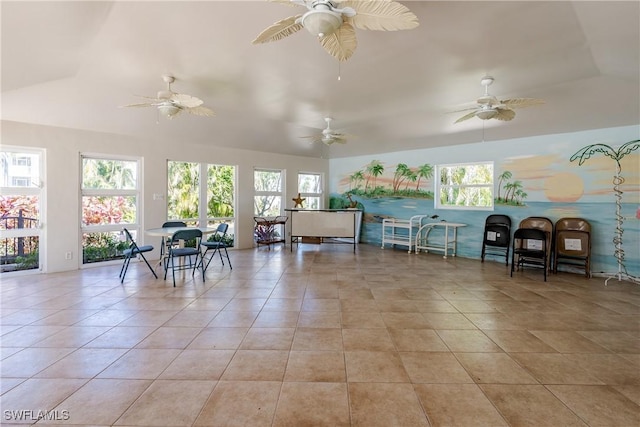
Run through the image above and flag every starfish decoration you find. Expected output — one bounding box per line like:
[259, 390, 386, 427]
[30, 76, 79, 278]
[292, 193, 306, 208]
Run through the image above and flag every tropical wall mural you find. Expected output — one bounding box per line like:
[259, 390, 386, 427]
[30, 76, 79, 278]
[329, 125, 640, 280]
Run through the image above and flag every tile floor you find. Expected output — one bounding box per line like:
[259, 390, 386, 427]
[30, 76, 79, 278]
[1, 244, 639, 426]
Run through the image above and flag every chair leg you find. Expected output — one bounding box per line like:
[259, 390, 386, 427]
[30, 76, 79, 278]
[222, 246, 232, 269]
[203, 247, 218, 271]
[218, 247, 225, 265]
[138, 252, 158, 279]
[119, 254, 132, 283]
[171, 256, 177, 287]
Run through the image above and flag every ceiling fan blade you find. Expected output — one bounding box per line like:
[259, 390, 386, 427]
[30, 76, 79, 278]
[450, 105, 478, 113]
[121, 102, 157, 108]
[171, 93, 204, 108]
[320, 22, 357, 61]
[494, 108, 516, 121]
[186, 105, 216, 117]
[271, 0, 308, 7]
[343, 0, 419, 31]
[454, 110, 478, 124]
[332, 136, 348, 144]
[500, 98, 545, 109]
[252, 15, 304, 44]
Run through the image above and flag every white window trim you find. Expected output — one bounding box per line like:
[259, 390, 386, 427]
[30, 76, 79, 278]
[80, 154, 143, 266]
[435, 161, 494, 211]
[0, 145, 46, 274]
[297, 171, 324, 210]
[254, 168, 285, 216]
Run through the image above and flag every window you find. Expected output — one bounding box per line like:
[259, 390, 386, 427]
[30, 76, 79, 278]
[1, 147, 44, 274]
[13, 156, 31, 166]
[11, 177, 31, 187]
[435, 162, 493, 210]
[167, 161, 200, 224]
[298, 172, 323, 209]
[81, 155, 140, 264]
[254, 168, 284, 216]
[167, 161, 236, 244]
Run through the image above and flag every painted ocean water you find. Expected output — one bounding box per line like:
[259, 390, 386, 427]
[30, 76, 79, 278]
[351, 196, 639, 278]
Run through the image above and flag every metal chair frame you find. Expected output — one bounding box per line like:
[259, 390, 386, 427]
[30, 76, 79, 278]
[200, 223, 232, 271]
[119, 228, 157, 283]
[511, 227, 549, 281]
[481, 214, 512, 265]
[163, 229, 204, 287]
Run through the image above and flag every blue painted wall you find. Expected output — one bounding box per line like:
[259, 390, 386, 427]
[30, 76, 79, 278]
[329, 126, 640, 278]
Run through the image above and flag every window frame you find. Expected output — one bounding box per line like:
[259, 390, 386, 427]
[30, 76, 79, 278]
[297, 171, 323, 210]
[166, 160, 237, 240]
[435, 161, 494, 211]
[80, 153, 142, 266]
[0, 146, 45, 275]
[254, 168, 285, 217]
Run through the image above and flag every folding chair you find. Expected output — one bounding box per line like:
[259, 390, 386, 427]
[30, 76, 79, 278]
[511, 228, 549, 281]
[164, 228, 204, 287]
[200, 223, 232, 271]
[119, 228, 157, 283]
[160, 221, 187, 270]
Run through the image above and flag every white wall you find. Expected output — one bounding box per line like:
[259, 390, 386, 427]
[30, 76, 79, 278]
[2, 120, 329, 273]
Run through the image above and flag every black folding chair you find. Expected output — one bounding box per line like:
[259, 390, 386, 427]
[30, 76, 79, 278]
[164, 228, 204, 287]
[160, 221, 187, 270]
[200, 223, 232, 271]
[511, 228, 549, 281]
[119, 228, 157, 283]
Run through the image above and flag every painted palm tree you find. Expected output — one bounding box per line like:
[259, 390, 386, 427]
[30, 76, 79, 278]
[571, 139, 640, 284]
[404, 169, 418, 190]
[370, 162, 384, 190]
[392, 163, 411, 192]
[364, 160, 383, 191]
[497, 170, 512, 201]
[349, 170, 365, 191]
[507, 180, 523, 203]
[415, 163, 434, 191]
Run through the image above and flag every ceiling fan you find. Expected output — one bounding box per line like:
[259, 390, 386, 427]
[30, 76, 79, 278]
[252, 0, 419, 61]
[302, 117, 348, 145]
[454, 76, 544, 124]
[122, 75, 215, 119]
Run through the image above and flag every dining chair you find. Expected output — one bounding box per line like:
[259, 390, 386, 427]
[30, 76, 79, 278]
[200, 223, 232, 271]
[164, 228, 204, 286]
[119, 228, 157, 283]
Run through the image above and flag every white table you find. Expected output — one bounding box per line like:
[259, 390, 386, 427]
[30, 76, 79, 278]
[145, 226, 219, 238]
[415, 222, 466, 258]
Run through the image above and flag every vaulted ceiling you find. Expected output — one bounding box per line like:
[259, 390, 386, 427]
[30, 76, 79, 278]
[2, 1, 639, 158]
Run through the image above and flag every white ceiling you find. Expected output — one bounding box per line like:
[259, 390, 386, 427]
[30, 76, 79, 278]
[2, 1, 639, 159]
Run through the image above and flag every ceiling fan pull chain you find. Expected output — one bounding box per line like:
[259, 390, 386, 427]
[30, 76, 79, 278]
[337, 60, 341, 81]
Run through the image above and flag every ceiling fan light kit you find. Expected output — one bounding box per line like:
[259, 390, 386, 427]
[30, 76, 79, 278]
[299, 8, 343, 37]
[158, 103, 180, 118]
[476, 108, 497, 120]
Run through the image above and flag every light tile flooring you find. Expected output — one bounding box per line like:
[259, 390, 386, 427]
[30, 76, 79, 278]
[1, 244, 639, 426]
